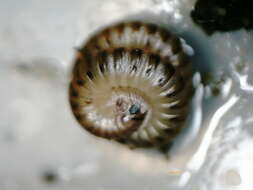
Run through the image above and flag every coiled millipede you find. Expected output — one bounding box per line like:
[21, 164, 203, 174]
[69, 21, 193, 147]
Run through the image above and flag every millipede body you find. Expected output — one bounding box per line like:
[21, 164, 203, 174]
[69, 21, 193, 147]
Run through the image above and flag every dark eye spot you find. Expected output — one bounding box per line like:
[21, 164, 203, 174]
[129, 104, 140, 115]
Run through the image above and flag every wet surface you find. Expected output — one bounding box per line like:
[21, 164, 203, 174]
[1, 0, 253, 190]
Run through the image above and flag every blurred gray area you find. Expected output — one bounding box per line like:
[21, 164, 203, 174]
[1, 0, 253, 190]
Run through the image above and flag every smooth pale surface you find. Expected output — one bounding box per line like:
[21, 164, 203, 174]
[1, 0, 253, 190]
